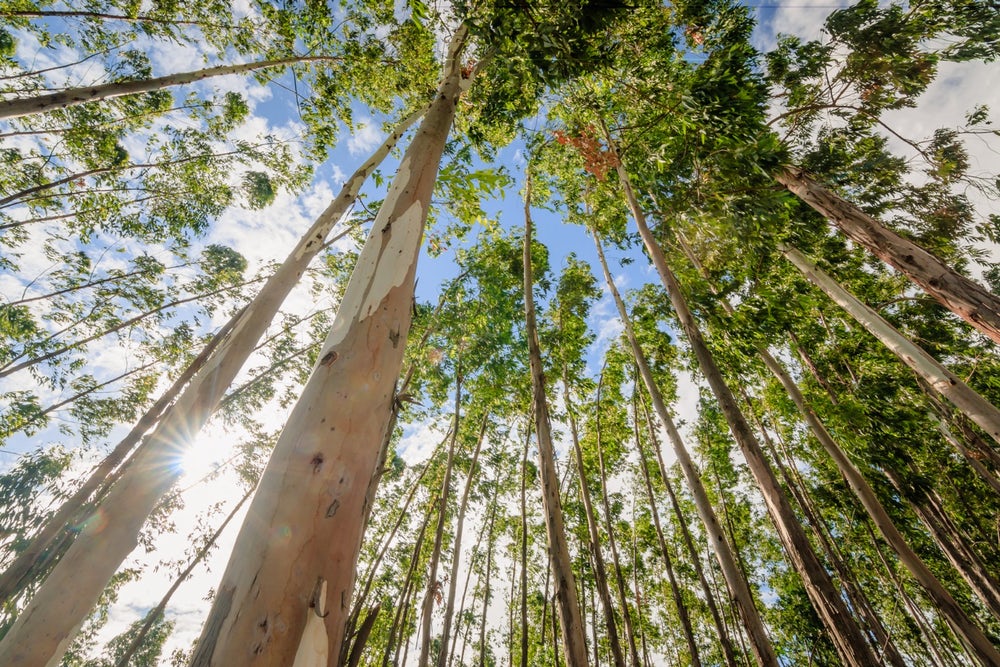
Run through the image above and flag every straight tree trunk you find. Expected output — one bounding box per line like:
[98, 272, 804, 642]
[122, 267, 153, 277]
[603, 132, 878, 667]
[479, 501, 498, 667]
[781, 243, 1000, 444]
[384, 495, 435, 667]
[346, 605, 381, 667]
[638, 396, 741, 667]
[776, 167, 1000, 346]
[0, 90, 429, 667]
[523, 174, 589, 667]
[633, 405, 702, 667]
[592, 231, 777, 667]
[419, 372, 463, 667]
[593, 373, 642, 667]
[0, 56, 338, 120]
[520, 419, 530, 667]
[437, 412, 488, 667]
[184, 30, 468, 666]
[563, 371, 626, 667]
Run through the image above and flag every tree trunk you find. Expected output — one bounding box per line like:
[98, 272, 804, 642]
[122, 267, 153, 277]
[182, 31, 468, 666]
[0, 56, 338, 120]
[593, 372, 642, 667]
[419, 372, 463, 667]
[384, 494, 435, 667]
[638, 395, 741, 667]
[781, 243, 1000, 445]
[564, 370, 626, 667]
[438, 411, 488, 667]
[633, 401, 702, 667]
[523, 174, 589, 667]
[478, 501, 497, 667]
[603, 132, 878, 667]
[520, 419, 530, 667]
[592, 231, 777, 666]
[0, 86, 430, 667]
[347, 605, 381, 667]
[776, 167, 1000, 346]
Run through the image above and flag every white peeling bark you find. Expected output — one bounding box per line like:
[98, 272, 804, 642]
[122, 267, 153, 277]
[185, 26, 468, 666]
[0, 83, 425, 667]
[781, 243, 1000, 445]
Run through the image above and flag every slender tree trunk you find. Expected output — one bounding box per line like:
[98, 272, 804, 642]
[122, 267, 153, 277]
[183, 32, 468, 666]
[419, 372, 463, 667]
[520, 419, 531, 667]
[592, 231, 777, 666]
[478, 501, 497, 667]
[0, 56, 338, 120]
[384, 494, 435, 667]
[564, 370, 626, 667]
[113, 489, 252, 667]
[0, 86, 430, 667]
[633, 401, 702, 667]
[637, 392, 741, 667]
[593, 372, 642, 667]
[781, 243, 1000, 444]
[776, 167, 1000, 345]
[448, 480, 490, 667]
[437, 411, 488, 667]
[523, 174, 589, 666]
[346, 605, 381, 667]
[602, 134, 877, 667]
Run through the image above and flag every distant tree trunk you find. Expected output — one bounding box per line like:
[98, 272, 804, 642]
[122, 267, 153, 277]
[592, 231, 777, 667]
[603, 132, 878, 667]
[0, 56, 337, 120]
[438, 412, 489, 667]
[781, 243, 1000, 445]
[183, 30, 469, 666]
[523, 174, 589, 666]
[478, 501, 498, 667]
[776, 167, 1000, 346]
[520, 420, 530, 667]
[109, 488, 251, 667]
[593, 372, 642, 667]
[637, 395, 740, 667]
[346, 605, 381, 667]
[563, 370, 626, 667]
[0, 87, 431, 667]
[633, 401, 702, 667]
[419, 371, 463, 667]
[385, 494, 435, 667]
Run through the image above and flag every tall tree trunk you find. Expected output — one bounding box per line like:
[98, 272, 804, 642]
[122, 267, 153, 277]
[419, 372, 463, 667]
[0, 56, 338, 120]
[776, 167, 1000, 345]
[633, 397, 702, 667]
[520, 420, 531, 667]
[592, 231, 777, 666]
[638, 395, 741, 667]
[385, 494, 436, 667]
[478, 501, 498, 667]
[438, 411, 488, 667]
[781, 243, 1000, 444]
[603, 132, 878, 667]
[0, 85, 430, 667]
[593, 372, 642, 667]
[523, 174, 589, 666]
[564, 370, 626, 667]
[183, 31, 469, 666]
[347, 605, 382, 667]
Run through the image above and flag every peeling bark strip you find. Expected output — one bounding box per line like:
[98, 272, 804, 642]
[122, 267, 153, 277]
[781, 244, 1000, 446]
[777, 167, 1000, 346]
[0, 56, 338, 120]
[186, 26, 469, 666]
[0, 85, 425, 667]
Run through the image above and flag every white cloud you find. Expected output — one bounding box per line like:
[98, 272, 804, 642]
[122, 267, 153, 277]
[347, 119, 385, 157]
